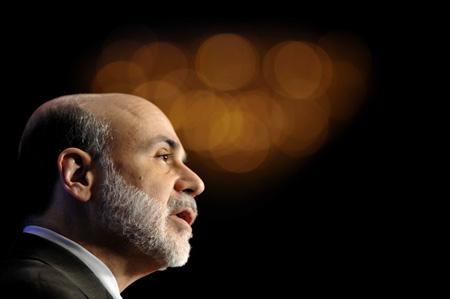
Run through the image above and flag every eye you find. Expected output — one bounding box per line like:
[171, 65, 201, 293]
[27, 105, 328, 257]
[157, 153, 173, 162]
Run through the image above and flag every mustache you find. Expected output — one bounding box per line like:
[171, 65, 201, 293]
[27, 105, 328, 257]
[168, 193, 198, 216]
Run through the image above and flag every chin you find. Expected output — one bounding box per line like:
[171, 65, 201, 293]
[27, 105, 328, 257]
[157, 234, 191, 269]
[167, 241, 191, 268]
[163, 223, 192, 265]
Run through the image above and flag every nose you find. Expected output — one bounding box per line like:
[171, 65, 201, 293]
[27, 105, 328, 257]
[174, 164, 205, 197]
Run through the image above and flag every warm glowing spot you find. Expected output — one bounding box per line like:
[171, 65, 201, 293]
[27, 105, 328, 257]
[277, 98, 329, 157]
[195, 33, 259, 91]
[236, 89, 288, 147]
[263, 42, 288, 94]
[91, 61, 146, 93]
[179, 90, 231, 152]
[273, 41, 323, 99]
[162, 68, 204, 91]
[167, 94, 189, 131]
[133, 80, 182, 113]
[132, 42, 188, 79]
[308, 43, 334, 99]
[211, 113, 270, 173]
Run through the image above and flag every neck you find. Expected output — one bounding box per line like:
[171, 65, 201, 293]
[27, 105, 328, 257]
[79, 241, 162, 291]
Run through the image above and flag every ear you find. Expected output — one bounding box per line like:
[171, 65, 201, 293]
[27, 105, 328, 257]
[57, 148, 95, 203]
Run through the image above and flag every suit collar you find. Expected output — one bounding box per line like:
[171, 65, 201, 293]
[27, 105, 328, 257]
[13, 233, 114, 299]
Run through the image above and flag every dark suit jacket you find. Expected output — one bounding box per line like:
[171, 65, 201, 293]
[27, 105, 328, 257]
[0, 233, 114, 298]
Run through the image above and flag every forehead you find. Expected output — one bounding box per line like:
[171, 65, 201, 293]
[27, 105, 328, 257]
[82, 95, 181, 150]
[112, 100, 180, 146]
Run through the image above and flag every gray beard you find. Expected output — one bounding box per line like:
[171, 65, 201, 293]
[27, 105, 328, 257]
[97, 155, 197, 269]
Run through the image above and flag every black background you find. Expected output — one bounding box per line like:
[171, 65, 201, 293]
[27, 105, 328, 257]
[1, 5, 422, 296]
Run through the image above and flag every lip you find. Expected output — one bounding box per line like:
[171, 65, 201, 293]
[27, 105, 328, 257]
[171, 208, 196, 227]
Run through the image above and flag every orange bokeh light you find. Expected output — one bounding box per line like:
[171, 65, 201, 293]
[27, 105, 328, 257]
[132, 42, 188, 79]
[92, 61, 146, 93]
[195, 33, 259, 91]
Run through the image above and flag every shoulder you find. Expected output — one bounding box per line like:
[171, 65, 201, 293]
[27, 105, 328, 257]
[0, 258, 86, 298]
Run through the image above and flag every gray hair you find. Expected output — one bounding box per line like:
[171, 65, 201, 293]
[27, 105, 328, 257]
[18, 103, 112, 216]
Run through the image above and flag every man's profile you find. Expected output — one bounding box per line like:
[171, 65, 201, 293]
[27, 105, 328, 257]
[0, 93, 205, 298]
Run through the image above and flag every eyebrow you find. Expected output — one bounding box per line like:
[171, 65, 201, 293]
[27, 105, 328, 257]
[143, 135, 188, 163]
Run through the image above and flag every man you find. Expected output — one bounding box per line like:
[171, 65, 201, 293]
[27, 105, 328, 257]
[0, 93, 205, 298]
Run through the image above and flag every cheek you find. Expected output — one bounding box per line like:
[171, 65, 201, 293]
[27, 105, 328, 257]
[141, 174, 174, 204]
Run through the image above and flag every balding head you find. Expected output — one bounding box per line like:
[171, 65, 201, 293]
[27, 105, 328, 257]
[27, 93, 170, 136]
[46, 93, 164, 117]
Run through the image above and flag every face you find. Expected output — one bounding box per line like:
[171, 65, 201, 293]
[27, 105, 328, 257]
[97, 154, 197, 268]
[93, 96, 205, 268]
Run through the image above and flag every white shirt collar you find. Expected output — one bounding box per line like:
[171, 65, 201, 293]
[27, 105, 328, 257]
[23, 225, 122, 299]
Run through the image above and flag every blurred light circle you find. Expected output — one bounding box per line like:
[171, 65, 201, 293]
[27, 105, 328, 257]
[195, 33, 259, 91]
[180, 90, 231, 152]
[132, 42, 188, 79]
[276, 98, 329, 157]
[92, 61, 146, 93]
[308, 43, 334, 99]
[264, 41, 323, 99]
[236, 89, 288, 147]
[162, 68, 204, 91]
[133, 80, 181, 113]
[211, 114, 270, 173]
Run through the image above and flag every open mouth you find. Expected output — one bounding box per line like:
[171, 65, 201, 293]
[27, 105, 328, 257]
[174, 208, 195, 226]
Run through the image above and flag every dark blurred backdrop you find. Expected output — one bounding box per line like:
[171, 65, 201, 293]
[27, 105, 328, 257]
[1, 6, 414, 296]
